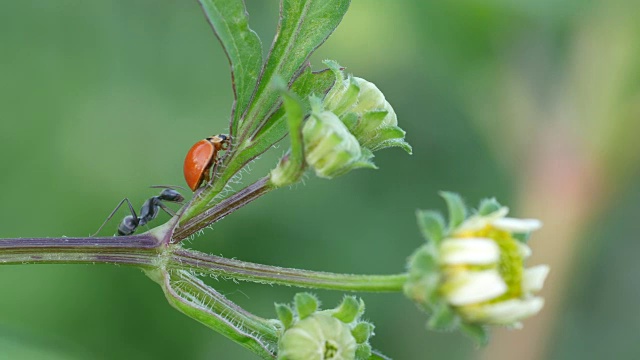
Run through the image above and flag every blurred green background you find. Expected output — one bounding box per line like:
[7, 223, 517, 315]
[1, 1, 640, 359]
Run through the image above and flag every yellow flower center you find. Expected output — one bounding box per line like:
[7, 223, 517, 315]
[456, 225, 523, 302]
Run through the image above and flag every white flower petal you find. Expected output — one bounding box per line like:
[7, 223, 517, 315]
[445, 270, 507, 306]
[464, 297, 545, 324]
[440, 238, 500, 265]
[453, 216, 489, 233]
[454, 207, 509, 234]
[492, 217, 542, 233]
[517, 242, 532, 259]
[522, 265, 550, 293]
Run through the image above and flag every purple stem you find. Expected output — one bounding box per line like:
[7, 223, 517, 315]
[0, 234, 161, 267]
[173, 176, 273, 242]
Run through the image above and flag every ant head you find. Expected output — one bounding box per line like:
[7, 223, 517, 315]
[157, 188, 184, 203]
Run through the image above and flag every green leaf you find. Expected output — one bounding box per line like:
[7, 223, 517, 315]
[294, 292, 319, 319]
[220, 67, 336, 191]
[341, 112, 359, 131]
[477, 197, 501, 216]
[269, 80, 306, 187]
[352, 322, 374, 344]
[513, 232, 532, 243]
[415, 210, 445, 244]
[332, 76, 361, 116]
[198, 0, 263, 136]
[460, 323, 490, 346]
[407, 246, 438, 275]
[366, 126, 412, 154]
[275, 303, 294, 329]
[332, 296, 361, 323]
[427, 302, 459, 331]
[440, 192, 467, 230]
[255, 67, 335, 141]
[370, 350, 392, 360]
[239, 0, 351, 137]
[158, 270, 278, 358]
[356, 343, 372, 359]
[357, 110, 388, 135]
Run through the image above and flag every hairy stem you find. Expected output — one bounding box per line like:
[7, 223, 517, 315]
[170, 248, 408, 292]
[158, 269, 278, 358]
[0, 235, 161, 267]
[175, 176, 274, 242]
[0, 236, 407, 293]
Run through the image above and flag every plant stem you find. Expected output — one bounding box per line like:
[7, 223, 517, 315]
[159, 269, 278, 358]
[0, 235, 160, 267]
[175, 176, 274, 242]
[170, 248, 408, 292]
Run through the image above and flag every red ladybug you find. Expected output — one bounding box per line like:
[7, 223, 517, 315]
[183, 134, 230, 191]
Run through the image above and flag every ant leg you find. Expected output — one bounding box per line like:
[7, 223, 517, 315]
[91, 198, 138, 237]
[156, 201, 177, 217]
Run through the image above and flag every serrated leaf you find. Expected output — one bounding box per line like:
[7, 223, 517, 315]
[198, 0, 263, 136]
[415, 210, 445, 244]
[240, 0, 351, 137]
[440, 192, 467, 230]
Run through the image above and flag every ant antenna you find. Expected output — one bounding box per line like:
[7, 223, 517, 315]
[149, 184, 188, 192]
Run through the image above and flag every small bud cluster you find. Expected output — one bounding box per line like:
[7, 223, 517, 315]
[275, 293, 374, 360]
[404, 193, 549, 344]
[299, 60, 411, 180]
[302, 98, 377, 178]
[322, 60, 412, 154]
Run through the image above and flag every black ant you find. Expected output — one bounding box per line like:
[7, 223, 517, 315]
[92, 187, 185, 236]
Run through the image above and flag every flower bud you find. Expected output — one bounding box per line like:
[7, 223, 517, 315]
[276, 293, 376, 360]
[322, 60, 411, 154]
[303, 100, 376, 179]
[404, 193, 549, 344]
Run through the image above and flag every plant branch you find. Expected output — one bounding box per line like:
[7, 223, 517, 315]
[0, 235, 161, 268]
[174, 176, 274, 242]
[159, 269, 278, 358]
[170, 248, 408, 292]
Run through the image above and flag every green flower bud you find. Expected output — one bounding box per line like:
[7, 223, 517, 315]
[275, 293, 376, 360]
[322, 60, 411, 154]
[404, 194, 549, 344]
[303, 99, 376, 179]
[278, 313, 357, 360]
[331, 296, 363, 323]
[294, 292, 319, 319]
[276, 303, 295, 329]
